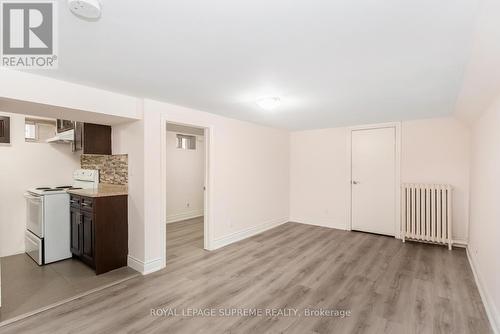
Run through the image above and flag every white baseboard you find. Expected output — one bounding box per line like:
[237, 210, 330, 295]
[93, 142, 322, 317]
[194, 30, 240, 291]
[166, 210, 203, 224]
[452, 239, 468, 248]
[466, 246, 499, 334]
[288, 218, 348, 231]
[127, 255, 164, 275]
[211, 217, 288, 250]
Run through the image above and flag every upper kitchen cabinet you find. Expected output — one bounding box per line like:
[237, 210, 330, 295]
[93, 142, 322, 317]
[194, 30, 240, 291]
[0, 116, 10, 144]
[80, 123, 112, 155]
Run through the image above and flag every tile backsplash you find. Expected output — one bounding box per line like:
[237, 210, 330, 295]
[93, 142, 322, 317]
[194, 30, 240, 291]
[81, 154, 128, 185]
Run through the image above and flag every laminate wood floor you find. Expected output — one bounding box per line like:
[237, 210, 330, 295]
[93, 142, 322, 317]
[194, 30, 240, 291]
[0, 219, 492, 334]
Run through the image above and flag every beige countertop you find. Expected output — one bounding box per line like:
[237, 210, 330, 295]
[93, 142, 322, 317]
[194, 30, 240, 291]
[67, 184, 128, 198]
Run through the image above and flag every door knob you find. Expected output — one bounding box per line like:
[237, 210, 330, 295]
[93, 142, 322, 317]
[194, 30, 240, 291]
[352, 180, 360, 185]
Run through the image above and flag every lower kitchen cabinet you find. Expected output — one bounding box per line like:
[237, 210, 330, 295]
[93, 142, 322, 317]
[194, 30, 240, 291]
[70, 206, 83, 257]
[69, 194, 127, 275]
[81, 210, 95, 267]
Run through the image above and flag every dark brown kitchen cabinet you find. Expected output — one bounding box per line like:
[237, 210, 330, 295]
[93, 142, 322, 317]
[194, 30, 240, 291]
[73, 122, 112, 155]
[83, 123, 112, 155]
[0, 116, 10, 143]
[70, 206, 82, 256]
[69, 194, 127, 274]
[81, 210, 95, 266]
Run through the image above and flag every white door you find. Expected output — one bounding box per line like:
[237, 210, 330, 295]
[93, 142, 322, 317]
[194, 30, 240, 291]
[351, 127, 396, 236]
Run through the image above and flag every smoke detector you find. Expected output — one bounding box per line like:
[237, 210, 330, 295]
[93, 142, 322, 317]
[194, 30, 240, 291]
[68, 0, 102, 19]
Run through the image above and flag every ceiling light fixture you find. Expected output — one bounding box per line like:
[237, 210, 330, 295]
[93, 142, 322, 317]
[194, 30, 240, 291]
[256, 97, 281, 110]
[68, 0, 102, 20]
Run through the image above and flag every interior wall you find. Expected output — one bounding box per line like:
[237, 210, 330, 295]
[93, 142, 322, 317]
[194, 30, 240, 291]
[289, 127, 349, 230]
[401, 118, 471, 243]
[290, 117, 471, 242]
[142, 99, 290, 268]
[0, 69, 142, 123]
[0, 112, 81, 257]
[467, 96, 500, 331]
[166, 130, 205, 223]
[453, 0, 500, 329]
[112, 119, 146, 267]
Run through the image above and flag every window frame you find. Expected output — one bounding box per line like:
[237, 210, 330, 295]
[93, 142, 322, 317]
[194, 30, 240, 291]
[25, 117, 57, 143]
[176, 134, 197, 150]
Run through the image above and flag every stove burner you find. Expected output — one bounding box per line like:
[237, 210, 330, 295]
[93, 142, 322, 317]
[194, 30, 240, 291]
[36, 187, 51, 190]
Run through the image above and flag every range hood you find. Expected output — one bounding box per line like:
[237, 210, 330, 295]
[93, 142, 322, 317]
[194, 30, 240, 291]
[47, 122, 83, 152]
[46, 129, 75, 143]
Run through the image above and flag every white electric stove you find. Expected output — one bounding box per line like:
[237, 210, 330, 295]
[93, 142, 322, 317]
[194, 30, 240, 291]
[25, 169, 99, 265]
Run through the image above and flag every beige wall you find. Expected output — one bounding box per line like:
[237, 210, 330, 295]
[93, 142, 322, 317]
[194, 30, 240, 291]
[0, 112, 81, 257]
[0, 69, 141, 124]
[112, 119, 146, 266]
[290, 117, 471, 243]
[289, 127, 349, 230]
[166, 131, 205, 223]
[401, 118, 471, 243]
[453, 0, 500, 330]
[468, 97, 500, 331]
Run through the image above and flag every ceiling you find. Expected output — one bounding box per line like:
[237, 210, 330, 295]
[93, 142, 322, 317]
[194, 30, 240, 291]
[31, 0, 480, 130]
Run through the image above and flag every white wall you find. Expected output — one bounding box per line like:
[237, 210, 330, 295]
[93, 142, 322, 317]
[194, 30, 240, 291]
[401, 118, 471, 243]
[166, 131, 205, 223]
[0, 112, 81, 257]
[290, 117, 471, 242]
[467, 96, 500, 333]
[140, 99, 290, 271]
[112, 119, 146, 267]
[453, 1, 500, 330]
[0, 69, 142, 124]
[290, 127, 349, 230]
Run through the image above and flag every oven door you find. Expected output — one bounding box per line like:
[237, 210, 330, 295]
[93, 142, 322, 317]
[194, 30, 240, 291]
[25, 192, 44, 238]
[25, 230, 43, 265]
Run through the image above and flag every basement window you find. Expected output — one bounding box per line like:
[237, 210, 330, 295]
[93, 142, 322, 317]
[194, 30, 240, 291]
[25, 117, 56, 142]
[176, 134, 196, 150]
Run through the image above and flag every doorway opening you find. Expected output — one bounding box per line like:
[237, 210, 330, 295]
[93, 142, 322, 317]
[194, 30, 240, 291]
[165, 122, 209, 261]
